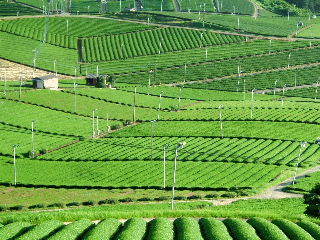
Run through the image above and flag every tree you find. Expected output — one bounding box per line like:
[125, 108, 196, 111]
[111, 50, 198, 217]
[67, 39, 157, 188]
[304, 183, 320, 217]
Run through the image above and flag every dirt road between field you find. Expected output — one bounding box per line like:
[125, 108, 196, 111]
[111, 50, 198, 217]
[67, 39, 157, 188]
[255, 83, 319, 94]
[173, 0, 181, 12]
[249, 0, 261, 18]
[166, 61, 320, 87]
[28, 165, 320, 216]
[212, 165, 320, 206]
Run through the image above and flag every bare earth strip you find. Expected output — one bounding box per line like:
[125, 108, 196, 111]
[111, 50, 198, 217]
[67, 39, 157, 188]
[167, 62, 320, 87]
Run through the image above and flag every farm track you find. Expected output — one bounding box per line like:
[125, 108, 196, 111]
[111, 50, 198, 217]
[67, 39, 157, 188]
[288, 23, 315, 39]
[166, 61, 320, 87]
[255, 83, 320, 94]
[1, 14, 319, 42]
[172, 0, 181, 12]
[249, 0, 260, 18]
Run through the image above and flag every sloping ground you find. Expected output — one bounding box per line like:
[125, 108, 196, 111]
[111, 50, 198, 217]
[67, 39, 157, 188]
[0, 59, 71, 80]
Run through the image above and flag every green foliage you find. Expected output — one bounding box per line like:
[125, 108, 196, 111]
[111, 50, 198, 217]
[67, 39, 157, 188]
[297, 220, 320, 239]
[286, 172, 320, 194]
[256, 0, 310, 16]
[223, 218, 261, 240]
[247, 217, 289, 240]
[0, 157, 287, 194]
[44, 135, 320, 165]
[114, 218, 147, 240]
[0, 31, 78, 75]
[116, 45, 320, 85]
[174, 217, 204, 240]
[145, 218, 174, 240]
[199, 218, 233, 240]
[16, 220, 63, 240]
[83, 40, 310, 75]
[84, 218, 121, 240]
[286, 0, 320, 13]
[179, 0, 254, 14]
[304, 184, 320, 217]
[0, 222, 32, 240]
[272, 219, 315, 240]
[110, 120, 320, 142]
[48, 219, 93, 240]
[82, 29, 245, 62]
[0, 0, 40, 16]
[160, 12, 313, 36]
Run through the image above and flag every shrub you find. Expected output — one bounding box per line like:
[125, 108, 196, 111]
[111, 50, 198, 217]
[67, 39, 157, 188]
[39, 148, 48, 154]
[119, 197, 135, 203]
[28, 203, 45, 209]
[82, 200, 95, 206]
[205, 193, 220, 198]
[247, 217, 289, 240]
[0, 206, 7, 212]
[96, 75, 107, 88]
[174, 218, 203, 240]
[272, 219, 314, 240]
[223, 218, 261, 240]
[47, 203, 65, 208]
[199, 218, 232, 240]
[297, 220, 320, 239]
[114, 218, 147, 240]
[221, 192, 238, 198]
[9, 205, 24, 211]
[187, 195, 203, 200]
[304, 183, 320, 217]
[175, 196, 187, 200]
[98, 200, 107, 205]
[137, 197, 153, 202]
[66, 202, 80, 207]
[155, 196, 170, 201]
[84, 218, 121, 240]
[145, 218, 174, 240]
[106, 199, 119, 204]
[111, 124, 121, 130]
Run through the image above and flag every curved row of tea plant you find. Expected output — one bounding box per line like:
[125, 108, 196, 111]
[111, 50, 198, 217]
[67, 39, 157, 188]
[39, 136, 320, 167]
[0, 158, 287, 190]
[0, 218, 318, 239]
[82, 28, 245, 62]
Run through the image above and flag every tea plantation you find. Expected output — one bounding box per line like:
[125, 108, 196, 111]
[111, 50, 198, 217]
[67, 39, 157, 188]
[0, 0, 319, 238]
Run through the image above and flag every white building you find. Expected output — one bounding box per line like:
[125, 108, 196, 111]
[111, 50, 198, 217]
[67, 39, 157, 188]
[33, 75, 58, 89]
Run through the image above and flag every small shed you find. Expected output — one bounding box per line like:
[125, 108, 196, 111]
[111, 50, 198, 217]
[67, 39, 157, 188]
[33, 75, 58, 89]
[86, 74, 98, 86]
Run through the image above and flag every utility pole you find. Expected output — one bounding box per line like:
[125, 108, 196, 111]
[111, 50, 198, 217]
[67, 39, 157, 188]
[171, 142, 186, 210]
[292, 142, 307, 184]
[133, 87, 136, 122]
[163, 144, 170, 189]
[157, 91, 164, 120]
[150, 120, 157, 160]
[92, 109, 97, 138]
[13, 144, 19, 186]
[31, 120, 36, 158]
[219, 104, 224, 138]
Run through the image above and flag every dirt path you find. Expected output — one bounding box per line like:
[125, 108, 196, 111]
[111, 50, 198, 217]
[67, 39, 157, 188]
[173, 0, 181, 12]
[211, 165, 320, 206]
[166, 62, 320, 87]
[255, 83, 319, 94]
[288, 23, 315, 39]
[249, 0, 260, 18]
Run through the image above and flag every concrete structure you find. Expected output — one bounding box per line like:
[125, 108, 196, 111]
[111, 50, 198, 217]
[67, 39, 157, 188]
[33, 75, 59, 89]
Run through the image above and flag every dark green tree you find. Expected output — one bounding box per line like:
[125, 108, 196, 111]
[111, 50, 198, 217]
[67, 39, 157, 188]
[304, 183, 320, 217]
